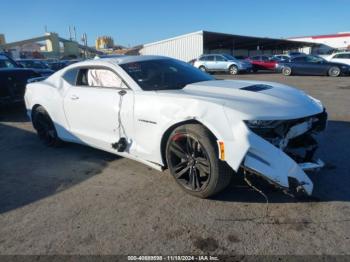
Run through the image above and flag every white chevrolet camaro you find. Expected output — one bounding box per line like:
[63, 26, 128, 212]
[24, 56, 327, 198]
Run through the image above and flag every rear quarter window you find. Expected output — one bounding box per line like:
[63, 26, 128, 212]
[62, 68, 79, 85]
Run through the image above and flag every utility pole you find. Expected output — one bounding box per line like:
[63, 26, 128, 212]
[69, 26, 72, 41]
[73, 26, 77, 41]
[81, 33, 88, 58]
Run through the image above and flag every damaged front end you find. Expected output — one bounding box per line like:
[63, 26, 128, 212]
[242, 110, 327, 196]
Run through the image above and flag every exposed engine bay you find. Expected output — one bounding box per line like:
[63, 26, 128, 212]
[251, 110, 327, 163]
[242, 110, 327, 196]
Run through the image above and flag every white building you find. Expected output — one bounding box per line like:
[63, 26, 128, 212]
[140, 30, 313, 62]
[140, 31, 204, 62]
[288, 32, 350, 55]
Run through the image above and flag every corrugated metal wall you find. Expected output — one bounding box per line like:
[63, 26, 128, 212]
[140, 32, 203, 62]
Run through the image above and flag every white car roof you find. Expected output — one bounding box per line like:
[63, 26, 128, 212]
[61, 55, 171, 73]
[93, 55, 169, 65]
[333, 51, 350, 55]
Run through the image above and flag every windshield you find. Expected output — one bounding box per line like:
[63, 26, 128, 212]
[0, 55, 18, 69]
[307, 56, 326, 63]
[222, 54, 237, 61]
[120, 59, 214, 91]
[18, 60, 48, 69]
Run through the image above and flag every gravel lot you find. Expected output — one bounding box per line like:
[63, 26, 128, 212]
[0, 73, 350, 255]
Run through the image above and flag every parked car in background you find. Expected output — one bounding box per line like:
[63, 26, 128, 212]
[288, 51, 307, 57]
[278, 55, 350, 77]
[16, 59, 54, 77]
[25, 55, 327, 198]
[234, 55, 248, 60]
[246, 55, 277, 72]
[193, 54, 252, 75]
[325, 52, 350, 66]
[0, 54, 40, 106]
[47, 59, 80, 72]
[94, 54, 125, 59]
[271, 54, 290, 62]
[47, 61, 68, 71]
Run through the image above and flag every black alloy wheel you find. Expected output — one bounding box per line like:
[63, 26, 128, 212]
[166, 124, 232, 198]
[168, 133, 211, 192]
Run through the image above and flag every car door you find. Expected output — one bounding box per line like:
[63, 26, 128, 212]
[214, 55, 227, 71]
[63, 66, 134, 152]
[305, 56, 329, 75]
[254, 56, 264, 69]
[261, 56, 275, 70]
[251, 56, 264, 70]
[203, 55, 215, 71]
[290, 56, 312, 75]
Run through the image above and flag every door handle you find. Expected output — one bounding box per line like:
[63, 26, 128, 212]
[70, 94, 79, 100]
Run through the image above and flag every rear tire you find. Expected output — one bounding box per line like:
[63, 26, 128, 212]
[328, 66, 340, 77]
[166, 124, 232, 198]
[32, 106, 62, 147]
[229, 65, 239, 75]
[282, 66, 292, 76]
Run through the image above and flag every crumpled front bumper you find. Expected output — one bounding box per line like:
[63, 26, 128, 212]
[241, 113, 327, 196]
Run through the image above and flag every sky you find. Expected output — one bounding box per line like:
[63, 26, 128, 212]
[0, 0, 349, 47]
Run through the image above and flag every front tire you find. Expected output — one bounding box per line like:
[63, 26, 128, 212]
[328, 66, 340, 77]
[229, 65, 238, 75]
[32, 106, 62, 147]
[166, 124, 232, 198]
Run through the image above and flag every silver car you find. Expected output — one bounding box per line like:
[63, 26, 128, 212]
[193, 54, 252, 75]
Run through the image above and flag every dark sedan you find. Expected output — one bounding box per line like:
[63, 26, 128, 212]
[278, 55, 350, 77]
[0, 54, 40, 106]
[16, 59, 54, 77]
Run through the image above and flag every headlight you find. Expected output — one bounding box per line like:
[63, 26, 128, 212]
[244, 120, 281, 129]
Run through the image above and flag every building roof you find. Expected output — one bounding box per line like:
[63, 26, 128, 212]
[142, 30, 317, 51]
[202, 31, 316, 50]
[288, 32, 350, 40]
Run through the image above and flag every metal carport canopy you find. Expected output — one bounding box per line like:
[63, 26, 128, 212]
[203, 30, 316, 50]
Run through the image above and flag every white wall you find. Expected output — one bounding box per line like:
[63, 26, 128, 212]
[289, 34, 350, 50]
[140, 32, 203, 62]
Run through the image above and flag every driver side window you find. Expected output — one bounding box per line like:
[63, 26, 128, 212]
[215, 55, 225, 61]
[76, 68, 126, 89]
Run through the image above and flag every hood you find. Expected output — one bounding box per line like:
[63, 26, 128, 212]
[160, 80, 324, 120]
[31, 68, 55, 76]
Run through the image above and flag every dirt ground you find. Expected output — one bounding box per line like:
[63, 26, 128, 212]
[0, 73, 350, 255]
